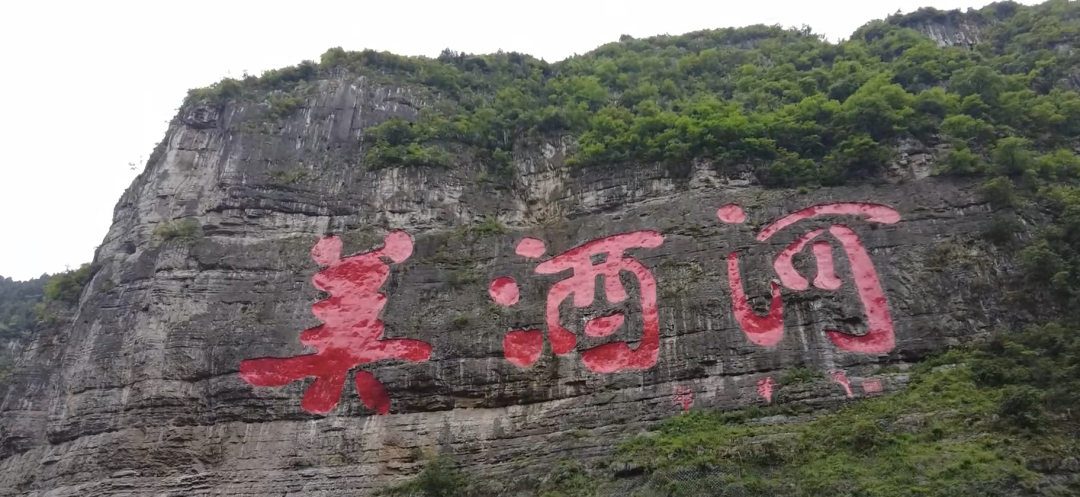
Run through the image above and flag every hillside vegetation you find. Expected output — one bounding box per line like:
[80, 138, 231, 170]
[0, 266, 92, 381]
[191, 1, 1080, 187]
[608, 324, 1080, 496]
[0, 276, 46, 379]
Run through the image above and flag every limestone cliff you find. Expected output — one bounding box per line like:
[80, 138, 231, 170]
[0, 74, 1021, 496]
[887, 7, 988, 48]
[0, 4, 1070, 495]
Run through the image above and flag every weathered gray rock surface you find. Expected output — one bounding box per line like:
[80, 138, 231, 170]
[0, 70, 1029, 496]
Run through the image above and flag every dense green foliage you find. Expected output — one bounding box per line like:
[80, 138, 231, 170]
[153, 219, 201, 243]
[41, 264, 91, 304]
[376, 453, 477, 497]
[1017, 182, 1080, 312]
[0, 265, 90, 379]
[189, 1, 1080, 185]
[0, 275, 47, 341]
[0, 275, 48, 377]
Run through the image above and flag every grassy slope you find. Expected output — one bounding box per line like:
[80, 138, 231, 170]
[615, 346, 1063, 495]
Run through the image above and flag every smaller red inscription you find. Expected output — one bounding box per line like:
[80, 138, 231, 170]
[830, 370, 854, 398]
[862, 379, 883, 395]
[757, 376, 775, 403]
[488, 276, 520, 306]
[585, 312, 625, 338]
[672, 386, 694, 412]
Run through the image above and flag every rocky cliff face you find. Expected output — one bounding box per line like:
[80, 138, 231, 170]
[905, 18, 985, 48]
[0, 71, 1028, 496]
[893, 10, 987, 48]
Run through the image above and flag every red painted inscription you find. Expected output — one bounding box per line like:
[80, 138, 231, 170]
[757, 376, 775, 403]
[515, 237, 547, 258]
[238, 231, 432, 415]
[672, 385, 694, 412]
[862, 378, 883, 395]
[488, 276, 520, 306]
[490, 232, 664, 373]
[585, 312, 626, 338]
[830, 370, 854, 398]
[717, 204, 747, 224]
[503, 330, 544, 367]
[720, 202, 899, 354]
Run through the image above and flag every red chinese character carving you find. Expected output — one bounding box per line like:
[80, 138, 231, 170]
[757, 376, 775, 403]
[862, 378, 883, 395]
[830, 370, 854, 398]
[719, 202, 900, 354]
[238, 231, 432, 415]
[489, 232, 664, 373]
[488, 276, 544, 367]
[672, 386, 694, 412]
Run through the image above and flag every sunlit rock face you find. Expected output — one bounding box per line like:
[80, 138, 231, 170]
[0, 67, 1027, 496]
[905, 17, 986, 48]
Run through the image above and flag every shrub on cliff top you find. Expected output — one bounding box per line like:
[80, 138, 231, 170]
[42, 263, 91, 304]
[153, 219, 201, 243]
[376, 452, 474, 497]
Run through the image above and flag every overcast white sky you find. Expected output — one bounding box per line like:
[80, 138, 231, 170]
[0, 0, 1041, 281]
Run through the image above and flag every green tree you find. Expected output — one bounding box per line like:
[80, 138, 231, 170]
[991, 137, 1035, 176]
[938, 146, 985, 176]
